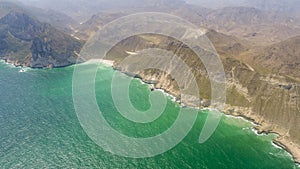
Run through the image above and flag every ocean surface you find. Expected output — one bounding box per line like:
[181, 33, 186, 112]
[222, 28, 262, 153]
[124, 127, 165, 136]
[0, 61, 299, 169]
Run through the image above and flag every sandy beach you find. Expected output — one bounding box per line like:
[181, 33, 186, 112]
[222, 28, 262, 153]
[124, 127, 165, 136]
[82, 59, 115, 66]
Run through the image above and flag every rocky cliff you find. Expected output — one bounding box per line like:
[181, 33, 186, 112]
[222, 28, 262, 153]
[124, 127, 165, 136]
[0, 11, 83, 68]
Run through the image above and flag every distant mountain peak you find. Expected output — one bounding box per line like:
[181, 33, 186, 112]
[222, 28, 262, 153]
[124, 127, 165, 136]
[0, 10, 38, 26]
[1, 10, 30, 19]
[0, 11, 52, 41]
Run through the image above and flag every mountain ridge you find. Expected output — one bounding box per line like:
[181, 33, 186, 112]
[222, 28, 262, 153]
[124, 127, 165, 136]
[75, 5, 300, 45]
[0, 10, 83, 68]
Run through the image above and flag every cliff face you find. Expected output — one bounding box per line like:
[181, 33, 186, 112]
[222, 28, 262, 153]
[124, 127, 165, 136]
[0, 11, 83, 68]
[105, 32, 300, 161]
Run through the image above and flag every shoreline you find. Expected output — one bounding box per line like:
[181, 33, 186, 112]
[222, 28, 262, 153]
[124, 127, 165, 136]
[0, 59, 31, 72]
[81, 59, 114, 66]
[1, 58, 300, 164]
[223, 107, 300, 164]
[106, 60, 300, 165]
[221, 110, 300, 164]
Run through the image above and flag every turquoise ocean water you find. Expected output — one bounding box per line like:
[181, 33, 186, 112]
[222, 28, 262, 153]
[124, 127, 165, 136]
[0, 61, 299, 169]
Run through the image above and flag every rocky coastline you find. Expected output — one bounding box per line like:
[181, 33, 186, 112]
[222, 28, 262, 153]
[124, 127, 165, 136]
[2, 57, 299, 164]
[224, 105, 300, 164]
[110, 60, 300, 164]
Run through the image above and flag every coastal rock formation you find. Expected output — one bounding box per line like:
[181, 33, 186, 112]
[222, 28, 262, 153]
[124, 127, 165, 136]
[0, 11, 83, 68]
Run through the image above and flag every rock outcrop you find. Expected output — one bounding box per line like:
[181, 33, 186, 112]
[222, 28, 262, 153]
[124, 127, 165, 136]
[0, 11, 83, 68]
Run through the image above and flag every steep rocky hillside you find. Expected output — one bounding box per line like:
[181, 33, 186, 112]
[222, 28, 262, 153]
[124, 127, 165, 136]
[205, 29, 248, 57]
[251, 36, 300, 79]
[0, 1, 77, 33]
[0, 11, 83, 68]
[75, 12, 127, 40]
[202, 7, 300, 45]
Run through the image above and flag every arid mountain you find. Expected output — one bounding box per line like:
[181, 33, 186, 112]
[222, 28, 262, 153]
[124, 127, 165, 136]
[26, 8, 78, 33]
[186, 0, 300, 18]
[20, 0, 186, 22]
[168, 6, 300, 45]
[76, 5, 300, 45]
[250, 36, 300, 79]
[75, 11, 128, 40]
[206, 29, 248, 57]
[21, 0, 297, 45]
[0, 11, 83, 68]
[0, 1, 77, 33]
[201, 7, 300, 45]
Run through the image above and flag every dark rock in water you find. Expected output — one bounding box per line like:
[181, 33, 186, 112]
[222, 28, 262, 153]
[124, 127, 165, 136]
[201, 100, 211, 108]
[123, 71, 142, 79]
[134, 74, 142, 79]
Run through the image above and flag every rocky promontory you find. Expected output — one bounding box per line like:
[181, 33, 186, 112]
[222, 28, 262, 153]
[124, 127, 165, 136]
[0, 11, 83, 68]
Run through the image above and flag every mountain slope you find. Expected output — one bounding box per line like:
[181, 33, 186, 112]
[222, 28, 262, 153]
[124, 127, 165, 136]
[251, 36, 300, 79]
[20, 0, 186, 21]
[186, 0, 300, 18]
[201, 7, 300, 45]
[0, 1, 78, 33]
[0, 11, 83, 68]
[76, 5, 300, 45]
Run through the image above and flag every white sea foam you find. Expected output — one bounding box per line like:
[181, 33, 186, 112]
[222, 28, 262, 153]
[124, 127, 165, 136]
[19, 68, 27, 73]
[154, 89, 177, 102]
[225, 112, 296, 163]
[224, 114, 258, 126]
[242, 127, 250, 130]
[226, 114, 259, 127]
[251, 128, 269, 136]
[272, 141, 284, 150]
[135, 78, 178, 103]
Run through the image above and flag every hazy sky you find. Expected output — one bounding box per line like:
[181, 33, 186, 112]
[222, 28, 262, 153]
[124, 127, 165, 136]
[18, 0, 299, 10]
[15, 0, 300, 20]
